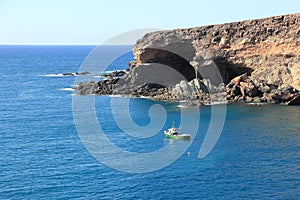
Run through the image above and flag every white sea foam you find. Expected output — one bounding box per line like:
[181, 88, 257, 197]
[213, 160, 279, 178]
[41, 72, 92, 77]
[58, 88, 75, 91]
[247, 102, 267, 106]
[108, 94, 125, 98]
[177, 104, 189, 108]
[93, 76, 103, 78]
[179, 100, 189, 103]
[41, 74, 66, 77]
[203, 101, 227, 106]
[140, 96, 152, 99]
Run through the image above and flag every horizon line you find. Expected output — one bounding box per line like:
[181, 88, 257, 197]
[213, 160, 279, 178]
[0, 43, 134, 46]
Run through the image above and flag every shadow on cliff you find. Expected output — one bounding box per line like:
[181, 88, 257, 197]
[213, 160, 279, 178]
[124, 42, 254, 87]
[212, 60, 254, 84]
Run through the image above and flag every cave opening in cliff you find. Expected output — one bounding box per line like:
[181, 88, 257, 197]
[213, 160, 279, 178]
[137, 44, 197, 84]
[135, 45, 253, 86]
[195, 59, 254, 86]
[214, 61, 254, 84]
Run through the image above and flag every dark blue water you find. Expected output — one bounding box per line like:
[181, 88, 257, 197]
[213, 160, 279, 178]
[0, 46, 299, 199]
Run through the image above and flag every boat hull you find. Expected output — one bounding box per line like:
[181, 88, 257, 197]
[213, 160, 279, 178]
[164, 133, 190, 140]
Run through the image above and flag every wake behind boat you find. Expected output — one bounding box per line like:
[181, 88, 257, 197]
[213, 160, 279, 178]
[164, 122, 191, 140]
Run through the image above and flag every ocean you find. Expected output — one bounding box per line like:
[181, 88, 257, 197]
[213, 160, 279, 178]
[0, 45, 299, 199]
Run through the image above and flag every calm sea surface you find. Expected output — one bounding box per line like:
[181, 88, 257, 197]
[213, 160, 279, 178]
[0, 46, 299, 199]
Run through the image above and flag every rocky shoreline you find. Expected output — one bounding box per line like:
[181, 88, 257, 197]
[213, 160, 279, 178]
[74, 73, 300, 106]
[75, 13, 300, 106]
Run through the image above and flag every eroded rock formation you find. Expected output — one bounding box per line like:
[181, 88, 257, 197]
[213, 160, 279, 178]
[75, 13, 300, 106]
[133, 13, 300, 89]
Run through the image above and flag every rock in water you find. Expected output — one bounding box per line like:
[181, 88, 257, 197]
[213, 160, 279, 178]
[286, 95, 300, 105]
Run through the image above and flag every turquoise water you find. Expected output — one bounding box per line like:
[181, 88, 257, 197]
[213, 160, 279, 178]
[0, 46, 299, 199]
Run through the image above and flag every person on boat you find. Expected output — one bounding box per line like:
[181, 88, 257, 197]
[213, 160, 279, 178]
[171, 127, 178, 135]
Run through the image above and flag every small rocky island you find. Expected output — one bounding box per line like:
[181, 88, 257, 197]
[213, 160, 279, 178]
[75, 13, 300, 106]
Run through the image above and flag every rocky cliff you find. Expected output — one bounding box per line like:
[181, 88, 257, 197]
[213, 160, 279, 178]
[133, 13, 300, 89]
[75, 13, 300, 106]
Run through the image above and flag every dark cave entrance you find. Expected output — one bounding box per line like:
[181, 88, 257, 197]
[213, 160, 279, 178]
[136, 43, 197, 84]
[215, 63, 254, 84]
[134, 45, 253, 86]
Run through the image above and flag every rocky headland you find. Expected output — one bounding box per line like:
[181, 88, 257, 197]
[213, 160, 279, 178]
[75, 13, 300, 106]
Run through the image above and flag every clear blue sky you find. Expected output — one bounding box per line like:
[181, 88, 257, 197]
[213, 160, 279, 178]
[0, 0, 299, 45]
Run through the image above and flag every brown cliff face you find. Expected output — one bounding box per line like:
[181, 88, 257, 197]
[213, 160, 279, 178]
[132, 13, 300, 89]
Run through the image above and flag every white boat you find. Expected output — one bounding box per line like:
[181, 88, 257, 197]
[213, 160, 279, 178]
[164, 122, 190, 140]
